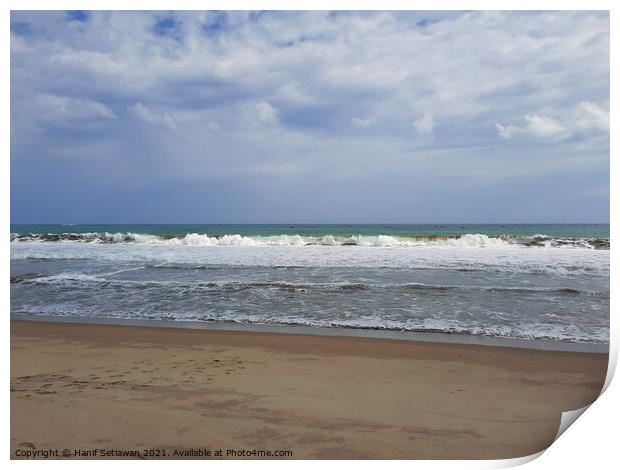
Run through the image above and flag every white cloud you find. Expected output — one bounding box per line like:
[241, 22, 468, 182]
[255, 101, 279, 125]
[525, 115, 570, 141]
[574, 101, 609, 132]
[351, 117, 375, 128]
[496, 101, 608, 142]
[9, 11, 609, 191]
[11, 11, 609, 131]
[127, 102, 177, 132]
[38, 94, 116, 121]
[413, 114, 436, 135]
[495, 123, 520, 139]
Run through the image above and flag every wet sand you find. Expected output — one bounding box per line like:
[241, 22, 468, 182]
[10, 320, 608, 459]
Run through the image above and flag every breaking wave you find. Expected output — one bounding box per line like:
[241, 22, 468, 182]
[9, 232, 610, 249]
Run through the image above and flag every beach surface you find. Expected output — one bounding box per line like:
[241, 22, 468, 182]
[11, 320, 608, 459]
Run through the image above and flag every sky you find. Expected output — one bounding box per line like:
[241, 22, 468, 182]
[10, 10, 610, 224]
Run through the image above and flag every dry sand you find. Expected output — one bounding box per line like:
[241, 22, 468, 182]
[10, 320, 608, 459]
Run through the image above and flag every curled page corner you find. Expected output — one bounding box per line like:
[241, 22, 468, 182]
[490, 401, 600, 468]
[487, 405, 592, 469]
[550, 347, 617, 444]
[491, 450, 545, 468]
[554, 405, 590, 442]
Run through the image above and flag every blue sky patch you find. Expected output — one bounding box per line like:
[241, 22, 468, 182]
[67, 10, 89, 22]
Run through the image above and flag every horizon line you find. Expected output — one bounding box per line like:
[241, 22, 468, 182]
[9, 222, 611, 226]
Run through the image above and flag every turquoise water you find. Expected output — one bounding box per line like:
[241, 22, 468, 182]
[10, 223, 611, 239]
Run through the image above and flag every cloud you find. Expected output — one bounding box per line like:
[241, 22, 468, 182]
[127, 102, 177, 132]
[574, 101, 609, 132]
[495, 123, 520, 140]
[351, 117, 375, 128]
[255, 101, 279, 125]
[525, 115, 570, 141]
[496, 101, 608, 142]
[37, 94, 116, 122]
[9, 11, 610, 222]
[413, 113, 436, 135]
[11, 11, 609, 141]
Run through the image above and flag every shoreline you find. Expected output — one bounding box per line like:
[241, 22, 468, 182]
[11, 320, 609, 459]
[10, 314, 609, 353]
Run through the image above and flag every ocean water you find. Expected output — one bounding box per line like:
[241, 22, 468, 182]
[10, 224, 610, 344]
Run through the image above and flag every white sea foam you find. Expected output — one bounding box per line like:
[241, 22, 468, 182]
[146, 232, 512, 247]
[10, 231, 609, 250]
[9, 238, 610, 277]
[10, 307, 608, 343]
[29, 273, 103, 284]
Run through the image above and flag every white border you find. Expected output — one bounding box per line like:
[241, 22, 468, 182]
[3, 1, 616, 468]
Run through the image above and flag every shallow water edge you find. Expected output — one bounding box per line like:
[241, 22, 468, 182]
[11, 313, 609, 354]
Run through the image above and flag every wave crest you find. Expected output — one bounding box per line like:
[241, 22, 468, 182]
[9, 231, 609, 249]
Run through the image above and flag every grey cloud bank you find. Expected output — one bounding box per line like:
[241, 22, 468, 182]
[10, 11, 609, 223]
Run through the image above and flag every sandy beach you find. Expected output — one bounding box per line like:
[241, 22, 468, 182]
[11, 320, 608, 459]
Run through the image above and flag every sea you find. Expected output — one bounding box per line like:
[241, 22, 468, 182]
[10, 224, 610, 348]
